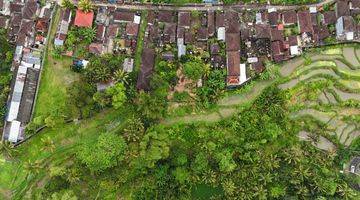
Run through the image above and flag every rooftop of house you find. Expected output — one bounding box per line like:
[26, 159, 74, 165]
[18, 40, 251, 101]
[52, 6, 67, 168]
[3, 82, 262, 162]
[323, 11, 337, 25]
[89, 43, 103, 55]
[22, 0, 37, 20]
[282, 10, 297, 24]
[270, 28, 284, 41]
[74, 10, 94, 27]
[113, 10, 134, 22]
[268, 11, 279, 26]
[215, 12, 225, 27]
[126, 22, 139, 36]
[227, 51, 240, 76]
[298, 11, 314, 34]
[10, 3, 23, 13]
[254, 24, 271, 39]
[226, 32, 240, 51]
[337, 0, 350, 17]
[158, 11, 174, 23]
[178, 12, 191, 27]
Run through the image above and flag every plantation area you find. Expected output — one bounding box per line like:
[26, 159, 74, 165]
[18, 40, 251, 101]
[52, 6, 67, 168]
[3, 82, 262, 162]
[0, 44, 359, 199]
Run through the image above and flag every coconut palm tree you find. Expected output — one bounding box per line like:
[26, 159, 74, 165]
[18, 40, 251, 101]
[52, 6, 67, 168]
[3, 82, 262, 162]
[114, 69, 129, 85]
[81, 27, 97, 44]
[78, 0, 94, 13]
[61, 0, 75, 10]
[0, 140, 18, 159]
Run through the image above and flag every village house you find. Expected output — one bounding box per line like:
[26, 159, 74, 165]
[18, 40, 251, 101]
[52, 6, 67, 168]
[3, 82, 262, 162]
[74, 9, 94, 27]
[54, 8, 72, 46]
[282, 10, 297, 26]
[336, 15, 356, 40]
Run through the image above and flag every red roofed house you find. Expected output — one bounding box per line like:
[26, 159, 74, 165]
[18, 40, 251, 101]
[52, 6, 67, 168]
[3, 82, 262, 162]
[74, 9, 94, 27]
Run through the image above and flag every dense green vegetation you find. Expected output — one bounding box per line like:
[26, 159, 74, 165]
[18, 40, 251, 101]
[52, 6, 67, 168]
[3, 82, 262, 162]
[0, 29, 13, 128]
[1, 6, 359, 200]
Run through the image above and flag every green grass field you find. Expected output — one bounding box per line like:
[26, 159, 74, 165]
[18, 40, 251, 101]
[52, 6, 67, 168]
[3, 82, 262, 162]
[34, 6, 79, 118]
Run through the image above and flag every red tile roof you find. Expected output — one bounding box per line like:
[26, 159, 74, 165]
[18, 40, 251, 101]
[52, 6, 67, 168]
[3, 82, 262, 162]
[74, 10, 94, 27]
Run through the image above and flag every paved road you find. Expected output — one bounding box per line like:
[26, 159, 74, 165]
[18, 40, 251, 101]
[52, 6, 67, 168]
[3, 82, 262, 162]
[89, 0, 336, 11]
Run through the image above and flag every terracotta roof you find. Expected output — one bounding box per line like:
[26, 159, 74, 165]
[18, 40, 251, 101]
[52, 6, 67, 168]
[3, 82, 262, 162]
[35, 19, 48, 33]
[226, 33, 240, 51]
[298, 11, 313, 33]
[323, 11, 337, 25]
[89, 43, 103, 55]
[96, 24, 105, 41]
[74, 10, 94, 27]
[137, 48, 155, 91]
[282, 10, 297, 25]
[11, 13, 22, 27]
[227, 51, 240, 76]
[126, 22, 139, 36]
[178, 12, 191, 27]
[254, 24, 271, 39]
[337, 0, 350, 17]
[113, 10, 134, 22]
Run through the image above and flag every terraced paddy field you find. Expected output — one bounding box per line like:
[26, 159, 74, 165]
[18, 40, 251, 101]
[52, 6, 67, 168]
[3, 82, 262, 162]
[279, 45, 360, 151]
[167, 45, 360, 152]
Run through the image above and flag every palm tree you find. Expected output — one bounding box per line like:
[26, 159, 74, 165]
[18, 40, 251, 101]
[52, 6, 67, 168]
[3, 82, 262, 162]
[0, 140, 18, 159]
[24, 159, 42, 177]
[81, 27, 96, 44]
[114, 69, 129, 85]
[61, 0, 75, 10]
[78, 0, 94, 13]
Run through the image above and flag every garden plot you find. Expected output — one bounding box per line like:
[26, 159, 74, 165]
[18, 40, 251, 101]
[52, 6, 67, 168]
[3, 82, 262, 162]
[344, 47, 360, 68]
[298, 131, 336, 151]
